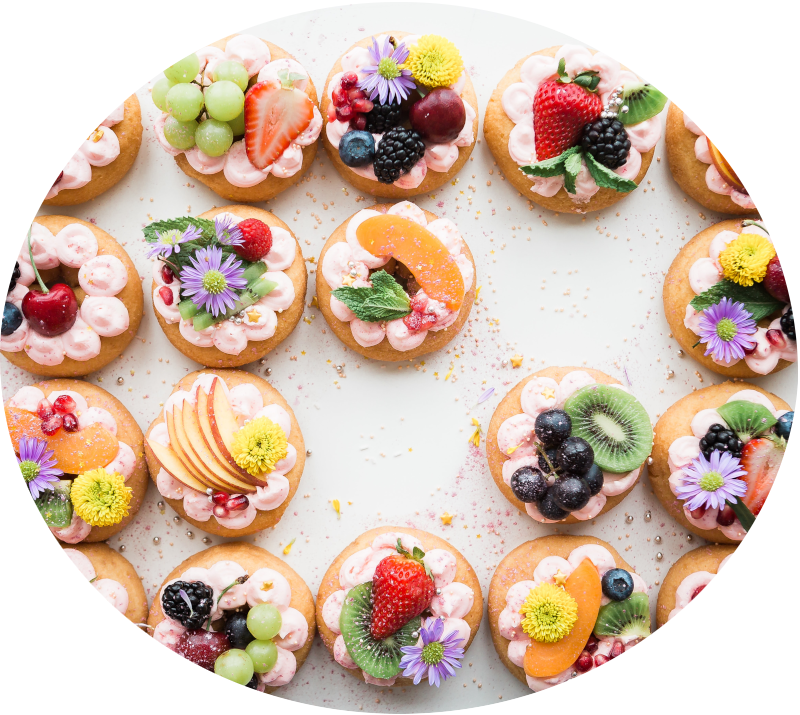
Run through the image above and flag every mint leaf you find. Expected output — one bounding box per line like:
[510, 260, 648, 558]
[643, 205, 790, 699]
[690, 280, 784, 322]
[143, 216, 216, 244]
[584, 152, 638, 193]
[520, 146, 581, 178]
[332, 270, 411, 323]
[563, 150, 583, 194]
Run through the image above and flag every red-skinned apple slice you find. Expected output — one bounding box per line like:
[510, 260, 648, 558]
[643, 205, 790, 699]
[208, 378, 251, 474]
[165, 406, 213, 487]
[707, 139, 745, 191]
[147, 438, 212, 494]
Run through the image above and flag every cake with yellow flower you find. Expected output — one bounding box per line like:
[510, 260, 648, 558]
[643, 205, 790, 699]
[488, 535, 650, 692]
[144, 369, 305, 537]
[663, 219, 795, 377]
[6, 379, 148, 543]
[321, 32, 478, 198]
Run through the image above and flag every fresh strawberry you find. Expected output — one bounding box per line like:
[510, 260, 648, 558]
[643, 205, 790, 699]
[739, 437, 785, 515]
[763, 255, 789, 303]
[370, 540, 435, 640]
[235, 218, 273, 262]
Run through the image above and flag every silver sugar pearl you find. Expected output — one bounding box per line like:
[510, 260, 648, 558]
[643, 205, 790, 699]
[202, 537, 212, 544]
[686, 535, 694, 542]
[173, 516, 181, 524]
[119, 545, 126, 552]
[600, 111, 608, 119]
[336, 364, 343, 372]
[348, 261, 355, 268]
[571, 671, 578, 678]
[647, 457, 654, 466]
[439, 615, 446, 621]
[501, 359, 508, 367]
[625, 515, 633, 524]
[349, 270, 358, 277]
[157, 501, 165, 510]
[615, 86, 623, 93]
[411, 631, 419, 639]
[265, 367, 272, 376]
[260, 359, 267, 365]
[644, 510, 652, 522]
[436, 588, 442, 595]
[677, 349, 685, 358]
[206, 488, 214, 495]
[186, 531, 194, 539]
[666, 369, 675, 379]
[654, 535, 662, 544]
[306, 449, 312, 457]
[614, 97, 623, 106]
[656, 552, 663, 561]
[233, 317, 242, 325]
[153, 537, 161, 545]
[117, 377, 124, 385]
[621, 105, 629, 113]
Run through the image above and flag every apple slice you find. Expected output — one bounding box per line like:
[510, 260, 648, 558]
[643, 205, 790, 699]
[707, 139, 745, 191]
[147, 437, 211, 494]
[208, 377, 253, 475]
[165, 406, 214, 487]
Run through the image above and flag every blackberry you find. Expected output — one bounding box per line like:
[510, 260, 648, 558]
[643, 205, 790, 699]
[9, 262, 20, 294]
[581, 118, 631, 169]
[780, 307, 795, 341]
[373, 127, 425, 184]
[699, 424, 744, 460]
[162, 580, 214, 629]
[364, 102, 402, 134]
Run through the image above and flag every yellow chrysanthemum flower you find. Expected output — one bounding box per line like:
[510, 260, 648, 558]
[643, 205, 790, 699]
[404, 35, 463, 89]
[71, 469, 132, 527]
[231, 416, 288, 477]
[718, 233, 776, 286]
[519, 582, 578, 643]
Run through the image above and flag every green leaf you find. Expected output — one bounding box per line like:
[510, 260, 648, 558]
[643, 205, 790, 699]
[520, 146, 581, 178]
[583, 152, 639, 193]
[689, 280, 784, 322]
[142, 216, 216, 244]
[728, 497, 755, 532]
[331, 270, 411, 323]
[556, 57, 568, 81]
[563, 150, 583, 194]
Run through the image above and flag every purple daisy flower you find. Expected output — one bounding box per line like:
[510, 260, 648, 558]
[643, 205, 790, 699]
[698, 298, 757, 364]
[214, 214, 244, 247]
[399, 618, 465, 687]
[676, 450, 748, 511]
[180, 246, 247, 317]
[146, 224, 202, 259]
[358, 36, 416, 105]
[18, 437, 63, 498]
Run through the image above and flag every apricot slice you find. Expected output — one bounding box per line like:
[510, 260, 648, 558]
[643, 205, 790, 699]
[356, 215, 465, 311]
[6, 406, 119, 474]
[707, 139, 745, 190]
[523, 558, 602, 678]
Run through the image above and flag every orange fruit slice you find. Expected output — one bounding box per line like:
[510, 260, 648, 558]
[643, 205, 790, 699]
[707, 139, 745, 190]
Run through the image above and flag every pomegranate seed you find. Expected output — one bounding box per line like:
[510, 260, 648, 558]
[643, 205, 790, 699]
[37, 399, 54, 419]
[53, 395, 77, 414]
[326, 103, 338, 123]
[332, 86, 349, 107]
[766, 329, 787, 349]
[744, 341, 758, 355]
[158, 286, 174, 306]
[211, 492, 229, 506]
[691, 584, 706, 600]
[351, 115, 367, 131]
[609, 640, 625, 659]
[226, 495, 249, 512]
[161, 265, 175, 284]
[574, 651, 593, 672]
[351, 98, 374, 114]
[347, 87, 366, 101]
[340, 72, 359, 89]
[213, 504, 230, 519]
[716, 505, 735, 526]
[689, 504, 706, 520]
[337, 105, 354, 120]
[62, 413, 79, 432]
[594, 654, 609, 667]
[585, 634, 599, 654]
[41, 414, 63, 435]
[53, 171, 64, 188]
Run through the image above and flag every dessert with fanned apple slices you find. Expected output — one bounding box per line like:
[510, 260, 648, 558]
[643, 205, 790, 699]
[145, 369, 304, 537]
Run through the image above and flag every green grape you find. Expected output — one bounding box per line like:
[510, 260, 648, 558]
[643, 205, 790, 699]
[152, 77, 176, 111]
[245, 639, 278, 674]
[247, 603, 282, 641]
[228, 111, 246, 137]
[214, 649, 254, 685]
[214, 60, 249, 91]
[166, 83, 204, 122]
[163, 116, 198, 150]
[195, 119, 234, 157]
[204, 80, 245, 122]
[164, 54, 200, 84]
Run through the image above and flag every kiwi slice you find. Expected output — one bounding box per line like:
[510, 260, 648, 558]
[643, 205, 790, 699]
[717, 400, 777, 443]
[564, 385, 653, 473]
[339, 582, 422, 680]
[618, 81, 667, 126]
[593, 592, 651, 640]
[34, 479, 73, 528]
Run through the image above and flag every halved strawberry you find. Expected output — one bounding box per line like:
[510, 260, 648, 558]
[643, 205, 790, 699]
[739, 437, 785, 515]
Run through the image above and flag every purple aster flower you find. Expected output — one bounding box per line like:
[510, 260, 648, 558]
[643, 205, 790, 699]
[698, 298, 757, 364]
[180, 246, 247, 317]
[399, 618, 465, 687]
[214, 214, 244, 247]
[146, 224, 202, 259]
[18, 437, 63, 498]
[676, 450, 748, 511]
[358, 36, 416, 105]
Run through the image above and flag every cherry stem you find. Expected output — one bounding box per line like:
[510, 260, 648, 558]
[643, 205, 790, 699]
[27, 226, 49, 294]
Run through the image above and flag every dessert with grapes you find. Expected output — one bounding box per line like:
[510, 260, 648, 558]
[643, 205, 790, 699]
[484, 45, 665, 212]
[321, 32, 478, 197]
[151, 34, 321, 202]
[145, 369, 304, 537]
[317, 201, 475, 360]
[317, 526, 482, 687]
[149, 542, 315, 692]
[487, 367, 653, 523]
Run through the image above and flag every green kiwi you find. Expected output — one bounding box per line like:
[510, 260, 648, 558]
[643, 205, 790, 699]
[339, 582, 422, 680]
[564, 385, 653, 473]
[716, 400, 777, 443]
[618, 81, 667, 126]
[34, 479, 73, 528]
[593, 592, 651, 640]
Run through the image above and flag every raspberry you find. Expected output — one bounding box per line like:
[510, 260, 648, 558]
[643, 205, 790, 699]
[235, 218, 273, 262]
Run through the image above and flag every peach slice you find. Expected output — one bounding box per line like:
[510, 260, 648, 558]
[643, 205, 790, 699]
[707, 139, 745, 191]
[147, 437, 214, 494]
[206, 378, 256, 479]
[355, 215, 465, 312]
[523, 558, 602, 678]
[166, 405, 214, 485]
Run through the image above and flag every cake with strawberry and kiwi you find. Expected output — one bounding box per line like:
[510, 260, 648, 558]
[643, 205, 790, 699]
[656, 544, 735, 628]
[2, 216, 143, 377]
[663, 219, 794, 377]
[151, 34, 321, 202]
[317, 526, 482, 687]
[148, 542, 315, 692]
[317, 201, 475, 360]
[665, 105, 757, 215]
[148, 205, 305, 367]
[45, 95, 143, 206]
[487, 367, 653, 524]
[484, 44, 666, 212]
[489, 535, 650, 692]
[145, 369, 304, 538]
[6, 379, 148, 544]
[650, 381, 792, 543]
[321, 33, 478, 197]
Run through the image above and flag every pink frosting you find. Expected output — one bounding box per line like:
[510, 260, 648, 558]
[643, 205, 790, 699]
[63, 548, 129, 614]
[64, 549, 96, 580]
[51, 510, 91, 543]
[54, 224, 98, 267]
[668, 554, 731, 620]
[81, 296, 129, 336]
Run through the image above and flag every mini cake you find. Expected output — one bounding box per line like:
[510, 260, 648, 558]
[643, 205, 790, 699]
[489, 535, 650, 692]
[663, 219, 794, 377]
[62, 542, 148, 624]
[651, 381, 791, 543]
[484, 44, 665, 212]
[145, 369, 304, 537]
[6, 379, 148, 544]
[148, 542, 315, 692]
[2, 216, 144, 377]
[487, 367, 653, 523]
[665, 104, 757, 215]
[148, 205, 306, 367]
[317, 201, 475, 360]
[317, 526, 482, 688]
[44, 95, 143, 206]
[321, 32, 478, 197]
[655, 544, 735, 628]
[151, 34, 321, 202]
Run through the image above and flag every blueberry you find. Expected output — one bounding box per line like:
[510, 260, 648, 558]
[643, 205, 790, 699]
[2, 302, 22, 336]
[556, 436, 594, 475]
[551, 475, 591, 512]
[246, 675, 259, 689]
[338, 130, 375, 167]
[534, 409, 572, 448]
[224, 611, 254, 650]
[583, 464, 604, 496]
[537, 447, 559, 475]
[776, 411, 793, 441]
[510, 466, 548, 503]
[536, 489, 569, 521]
[601, 568, 634, 601]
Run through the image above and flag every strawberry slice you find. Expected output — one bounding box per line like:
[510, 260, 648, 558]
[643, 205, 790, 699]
[739, 437, 785, 515]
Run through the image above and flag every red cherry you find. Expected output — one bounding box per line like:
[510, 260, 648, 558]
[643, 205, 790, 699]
[594, 654, 610, 667]
[574, 651, 593, 672]
[213, 504, 230, 519]
[21, 283, 78, 337]
[340, 72, 359, 89]
[53, 395, 77, 414]
[409, 87, 467, 143]
[37, 399, 54, 419]
[691, 585, 706, 600]
[158, 286, 174, 306]
[716, 505, 735, 526]
[609, 640, 625, 659]
[62, 413, 79, 432]
[41, 414, 63, 435]
[226, 495, 249, 512]
[161, 265, 175, 284]
[175, 629, 230, 670]
[763, 255, 790, 303]
[211, 492, 230, 506]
